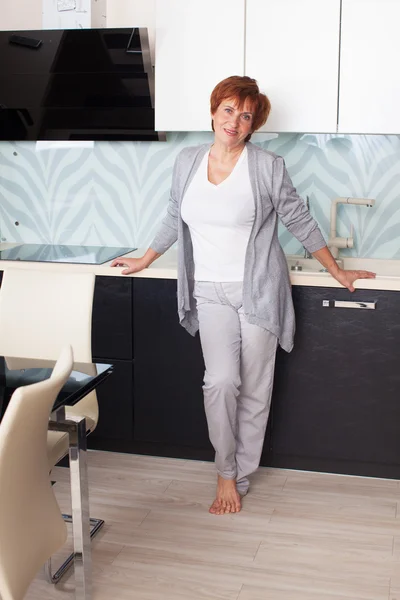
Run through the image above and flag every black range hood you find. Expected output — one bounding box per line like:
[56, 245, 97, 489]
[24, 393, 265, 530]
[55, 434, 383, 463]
[0, 27, 165, 141]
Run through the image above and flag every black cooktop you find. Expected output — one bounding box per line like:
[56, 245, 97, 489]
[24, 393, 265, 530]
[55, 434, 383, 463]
[0, 244, 136, 264]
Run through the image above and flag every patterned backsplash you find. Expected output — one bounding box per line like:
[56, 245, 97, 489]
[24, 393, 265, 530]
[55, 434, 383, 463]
[0, 132, 399, 258]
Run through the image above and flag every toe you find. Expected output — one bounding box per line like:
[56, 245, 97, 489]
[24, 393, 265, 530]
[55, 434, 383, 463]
[234, 496, 242, 512]
[209, 499, 221, 514]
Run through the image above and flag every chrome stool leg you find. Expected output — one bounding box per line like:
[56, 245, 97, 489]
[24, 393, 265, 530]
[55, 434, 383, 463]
[44, 515, 104, 584]
[46, 415, 100, 599]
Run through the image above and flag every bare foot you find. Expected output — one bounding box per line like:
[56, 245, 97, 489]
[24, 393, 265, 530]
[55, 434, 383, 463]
[209, 475, 242, 515]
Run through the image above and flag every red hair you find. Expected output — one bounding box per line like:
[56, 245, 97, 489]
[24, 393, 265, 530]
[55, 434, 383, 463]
[210, 76, 271, 142]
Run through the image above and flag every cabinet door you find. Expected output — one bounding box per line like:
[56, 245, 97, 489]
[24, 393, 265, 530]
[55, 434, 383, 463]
[246, 0, 340, 133]
[260, 414, 273, 466]
[155, 0, 245, 131]
[92, 277, 133, 360]
[88, 359, 134, 442]
[339, 0, 400, 134]
[90, 277, 134, 444]
[133, 278, 210, 449]
[271, 286, 400, 477]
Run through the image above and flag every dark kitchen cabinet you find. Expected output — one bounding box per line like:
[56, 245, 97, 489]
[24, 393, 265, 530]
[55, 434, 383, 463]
[260, 416, 274, 466]
[270, 285, 400, 477]
[89, 276, 134, 444]
[132, 278, 212, 456]
[92, 276, 133, 360]
[3, 265, 400, 478]
[89, 358, 133, 442]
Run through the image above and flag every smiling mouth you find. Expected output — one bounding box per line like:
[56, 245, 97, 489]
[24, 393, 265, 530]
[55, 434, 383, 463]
[224, 128, 238, 136]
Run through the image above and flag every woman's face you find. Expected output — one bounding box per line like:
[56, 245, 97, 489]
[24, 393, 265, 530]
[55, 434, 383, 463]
[211, 97, 254, 147]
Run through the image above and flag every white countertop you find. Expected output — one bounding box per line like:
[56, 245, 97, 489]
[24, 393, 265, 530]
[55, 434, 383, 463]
[0, 244, 399, 291]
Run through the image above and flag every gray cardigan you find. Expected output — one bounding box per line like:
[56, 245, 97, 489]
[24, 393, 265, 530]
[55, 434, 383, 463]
[150, 142, 326, 352]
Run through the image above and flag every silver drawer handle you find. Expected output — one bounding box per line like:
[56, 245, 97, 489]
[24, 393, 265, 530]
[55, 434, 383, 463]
[322, 300, 376, 309]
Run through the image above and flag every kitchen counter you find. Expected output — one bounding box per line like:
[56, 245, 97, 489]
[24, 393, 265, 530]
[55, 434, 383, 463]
[3, 241, 397, 479]
[0, 243, 399, 291]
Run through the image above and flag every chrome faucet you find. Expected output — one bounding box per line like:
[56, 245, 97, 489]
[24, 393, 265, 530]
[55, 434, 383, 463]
[328, 197, 375, 259]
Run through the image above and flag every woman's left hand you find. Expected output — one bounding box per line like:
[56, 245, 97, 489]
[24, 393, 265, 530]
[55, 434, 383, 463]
[333, 268, 376, 292]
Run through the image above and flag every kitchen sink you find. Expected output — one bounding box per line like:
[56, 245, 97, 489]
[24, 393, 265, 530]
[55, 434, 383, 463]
[285, 255, 400, 278]
[286, 255, 343, 273]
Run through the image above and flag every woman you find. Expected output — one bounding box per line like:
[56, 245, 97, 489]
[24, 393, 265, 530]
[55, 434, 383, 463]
[111, 76, 375, 516]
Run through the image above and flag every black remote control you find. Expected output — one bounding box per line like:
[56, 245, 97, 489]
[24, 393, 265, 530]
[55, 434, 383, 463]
[9, 34, 42, 49]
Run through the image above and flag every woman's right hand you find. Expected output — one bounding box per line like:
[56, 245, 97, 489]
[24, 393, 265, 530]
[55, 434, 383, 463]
[110, 256, 148, 275]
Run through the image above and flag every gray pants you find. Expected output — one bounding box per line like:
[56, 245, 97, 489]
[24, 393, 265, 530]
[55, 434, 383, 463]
[194, 282, 278, 495]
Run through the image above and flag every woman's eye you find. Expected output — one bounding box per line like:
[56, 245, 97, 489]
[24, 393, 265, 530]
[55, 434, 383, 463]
[225, 108, 232, 113]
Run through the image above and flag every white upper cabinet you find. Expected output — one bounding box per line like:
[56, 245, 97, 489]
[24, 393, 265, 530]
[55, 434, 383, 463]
[245, 0, 341, 133]
[155, 0, 245, 131]
[339, 0, 400, 134]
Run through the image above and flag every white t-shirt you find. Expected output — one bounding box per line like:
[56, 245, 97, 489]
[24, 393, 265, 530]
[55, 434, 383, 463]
[180, 146, 255, 282]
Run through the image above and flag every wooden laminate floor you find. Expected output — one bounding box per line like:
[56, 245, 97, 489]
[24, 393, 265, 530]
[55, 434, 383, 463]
[26, 450, 400, 600]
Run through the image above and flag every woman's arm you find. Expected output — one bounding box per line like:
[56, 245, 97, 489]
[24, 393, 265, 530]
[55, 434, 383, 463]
[111, 151, 183, 276]
[110, 248, 162, 275]
[312, 246, 375, 292]
[271, 156, 326, 254]
[271, 157, 376, 291]
[149, 153, 182, 255]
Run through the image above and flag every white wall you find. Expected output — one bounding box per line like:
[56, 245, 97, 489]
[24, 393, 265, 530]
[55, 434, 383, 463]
[0, 0, 42, 29]
[42, 0, 90, 29]
[106, 0, 155, 64]
[92, 0, 106, 27]
[0, 0, 107, 29]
